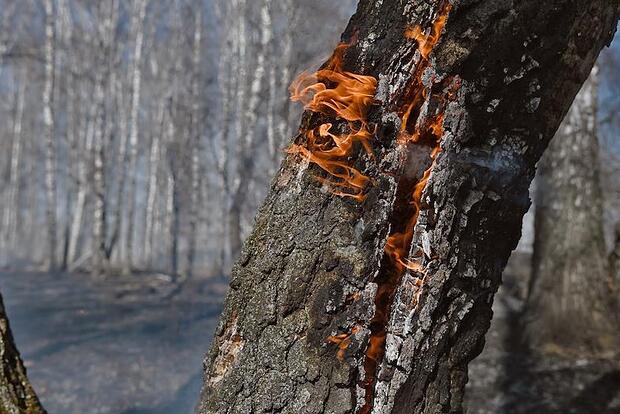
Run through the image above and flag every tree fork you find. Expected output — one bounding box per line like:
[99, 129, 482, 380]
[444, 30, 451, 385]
[200, 1, 619, 413]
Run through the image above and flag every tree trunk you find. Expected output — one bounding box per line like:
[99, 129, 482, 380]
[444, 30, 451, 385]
[2, 76, 25, 261]
[199, 1, 619, 413]
[0, 292, 46, 413]
[42, 0, 58, 271]
[58, 0, 74, 272]
[526, 65, 618, 353]
[144, 100, 165, 267]
[186, 7, 204, 279]
[124, 0, 148, 274]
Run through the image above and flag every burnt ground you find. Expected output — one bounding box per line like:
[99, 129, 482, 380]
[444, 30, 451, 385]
[1, 253, 619, 413]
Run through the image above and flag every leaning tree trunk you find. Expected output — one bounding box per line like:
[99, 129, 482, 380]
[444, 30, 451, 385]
[525, 65, 619, 353]
[199, 1, 619, 413]
[0, 293, 45, 413]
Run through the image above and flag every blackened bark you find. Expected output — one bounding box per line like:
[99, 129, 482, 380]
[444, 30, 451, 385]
[200, 1, 619, 413]
[526, 67, 619, 353]
[0, 293, 45, 413]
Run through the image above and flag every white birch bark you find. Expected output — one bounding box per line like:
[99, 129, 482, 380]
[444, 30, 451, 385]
[58, 0, 76, 269]
[1, 76, 25, 261]
[92, 75, 107, 276]
[43, 0, 59, 270]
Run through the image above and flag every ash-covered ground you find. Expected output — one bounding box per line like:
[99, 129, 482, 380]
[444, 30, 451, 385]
[1, 254, 618, 413]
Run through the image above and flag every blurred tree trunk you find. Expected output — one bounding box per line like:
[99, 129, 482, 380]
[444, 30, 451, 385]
[0, 293, 46, 413]
[67, 79, 96, 270]
[226, 0, 272, 262]
[92, 1, 118, 277]
[58, 0, 75, 271]
[144, 100, 165, 267]
[186, 8, 204, 279]
[108, 54, 130, 264]
[124, 0, 148, 274]
[199, 1, 619, 413]
[2, 75, 25, 261]
[42, 0, 58, 271]
[526, 66, 619, 352]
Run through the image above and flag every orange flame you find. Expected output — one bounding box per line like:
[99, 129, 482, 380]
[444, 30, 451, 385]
[405, 3, 452, 59]
[288, 44, 377, 201]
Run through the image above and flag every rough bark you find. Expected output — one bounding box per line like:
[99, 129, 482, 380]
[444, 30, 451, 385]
[200, 1, 619, 413]
[0, 293, 46, 414]
[525, 66, 619, 353]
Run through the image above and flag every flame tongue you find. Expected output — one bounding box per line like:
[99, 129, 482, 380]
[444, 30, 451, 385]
[288, 43, 377, 201]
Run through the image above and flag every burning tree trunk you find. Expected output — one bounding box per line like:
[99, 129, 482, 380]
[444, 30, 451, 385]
[0, 293, 46, 413]
[526, 65, 619, 352]
[200, 1, 619, 413]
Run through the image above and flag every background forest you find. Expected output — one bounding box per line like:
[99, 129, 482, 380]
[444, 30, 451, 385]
[0, 0, 619, 413]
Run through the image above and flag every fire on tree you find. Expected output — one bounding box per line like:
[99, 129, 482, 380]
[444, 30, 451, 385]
[199, 0, 619, 413]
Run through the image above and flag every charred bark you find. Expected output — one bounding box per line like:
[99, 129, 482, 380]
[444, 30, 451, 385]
[200, 1, 619, 413]
[0, 293, 45, 413]
[525, 66, 619, 353]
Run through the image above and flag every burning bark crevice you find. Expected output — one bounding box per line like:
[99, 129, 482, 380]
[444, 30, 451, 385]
[200, 1, 619, 413]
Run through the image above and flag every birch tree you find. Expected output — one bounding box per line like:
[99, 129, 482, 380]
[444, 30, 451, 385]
[124, 0, 148, 273]
[186, 7, 204, 279]
[42, 0, 59, 271]
[199, 1, 619, 413]
[2, 75, 25, 260]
